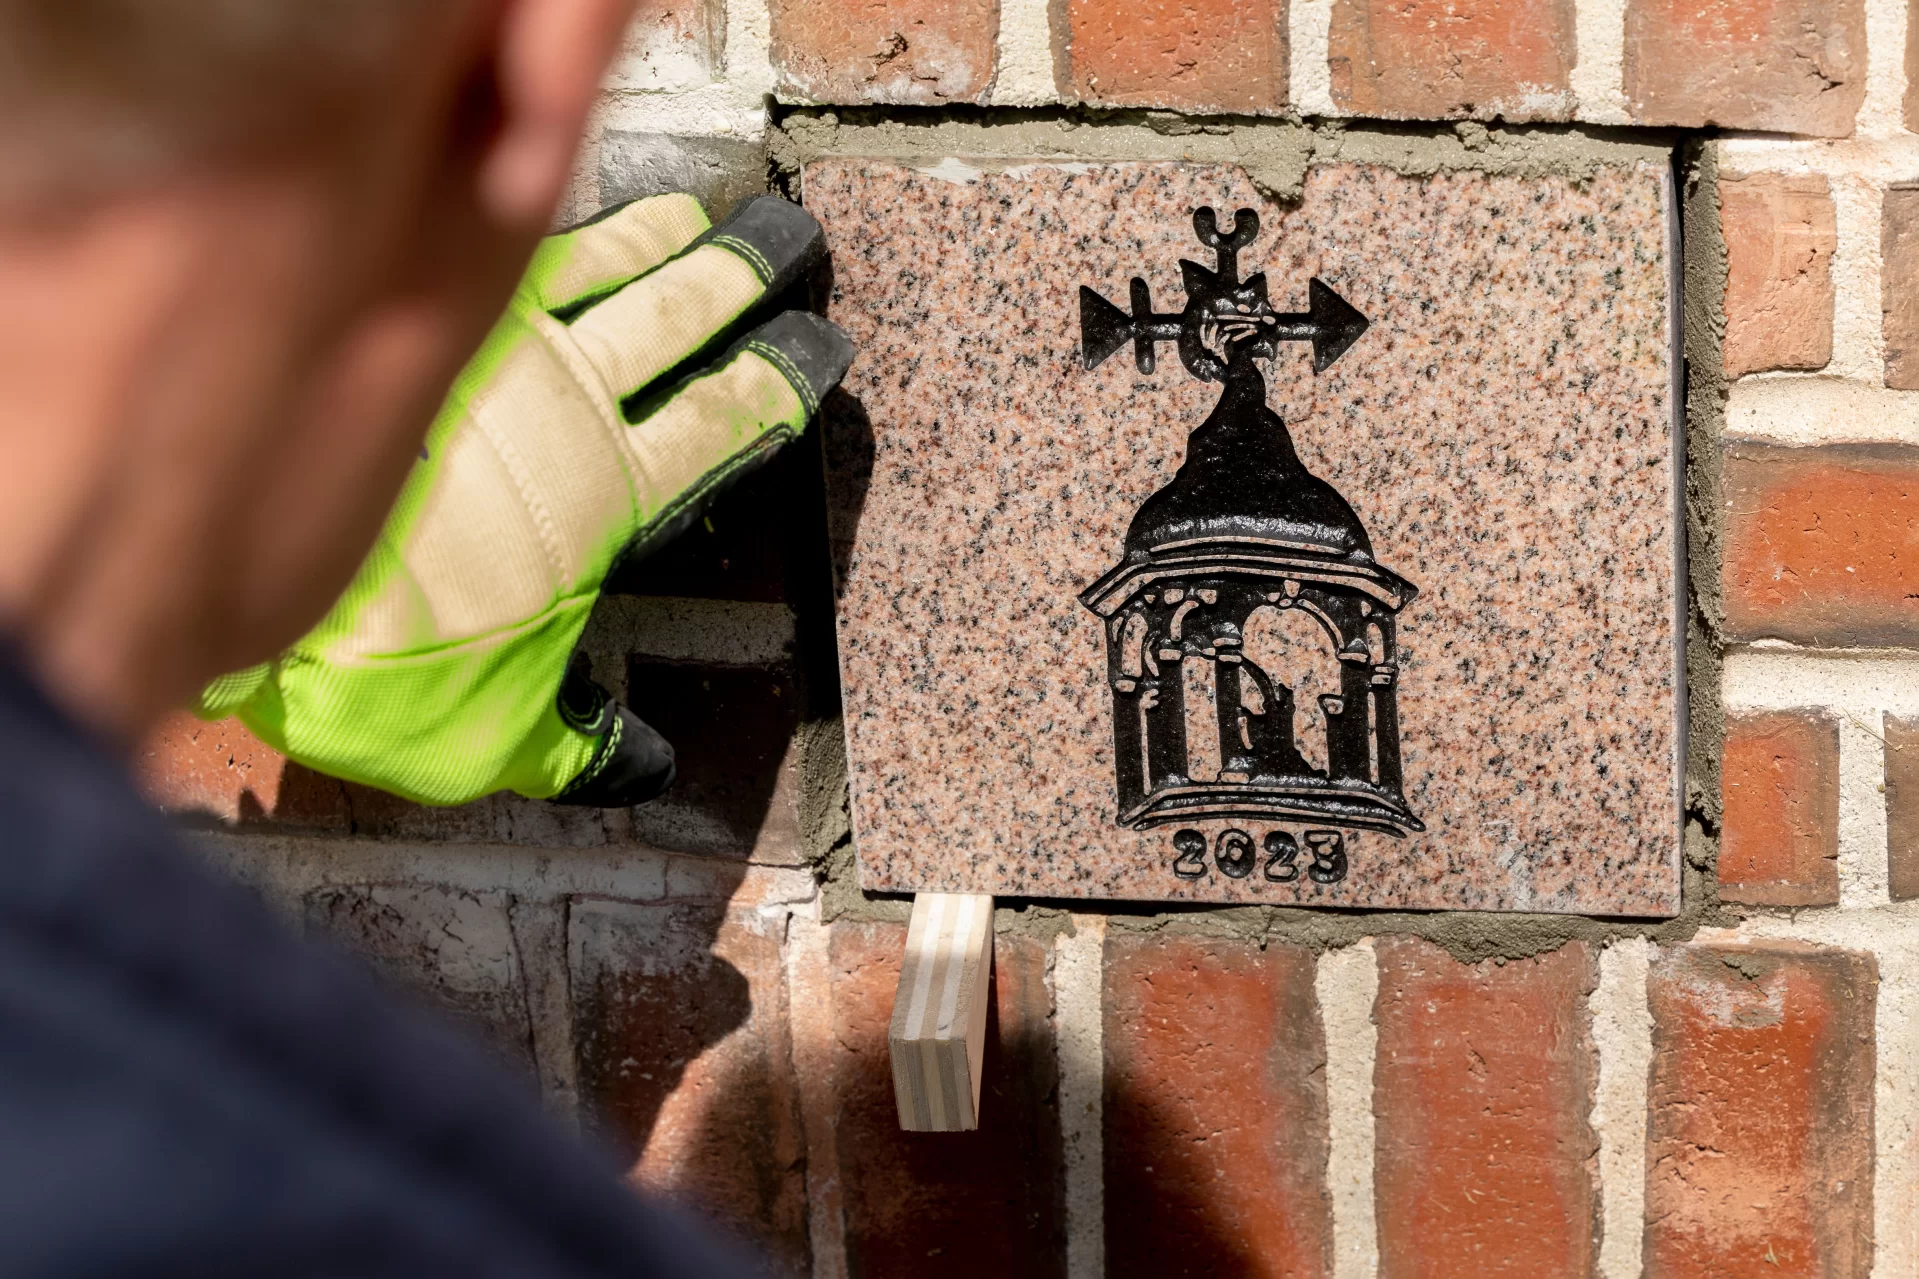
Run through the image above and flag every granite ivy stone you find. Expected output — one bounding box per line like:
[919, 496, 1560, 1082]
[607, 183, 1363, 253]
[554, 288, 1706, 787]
[812, 158, 1680, 914]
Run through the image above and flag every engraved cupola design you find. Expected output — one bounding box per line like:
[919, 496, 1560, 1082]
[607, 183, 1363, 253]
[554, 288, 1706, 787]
[1078, 207, 1424, 838]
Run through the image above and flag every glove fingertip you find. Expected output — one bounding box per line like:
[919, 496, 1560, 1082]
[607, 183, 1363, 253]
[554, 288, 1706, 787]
[742, 311, 856, 413]
[551, 703, 677, 809]
[697, 195, 827, 292]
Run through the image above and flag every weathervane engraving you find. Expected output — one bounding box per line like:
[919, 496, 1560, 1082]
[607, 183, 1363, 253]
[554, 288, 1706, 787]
[1078, 208, 1423, 882]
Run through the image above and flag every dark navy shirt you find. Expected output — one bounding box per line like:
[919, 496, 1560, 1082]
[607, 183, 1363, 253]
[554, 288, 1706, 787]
[0, 647, 756, 1277]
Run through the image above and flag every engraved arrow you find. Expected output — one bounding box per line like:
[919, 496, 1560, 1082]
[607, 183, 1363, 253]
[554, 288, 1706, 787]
[1079, 207, 1370, 380]
[1278, 278, 1371, 373]
[1080, 279, 1179, 373]
[1080, 274, 1369, 377]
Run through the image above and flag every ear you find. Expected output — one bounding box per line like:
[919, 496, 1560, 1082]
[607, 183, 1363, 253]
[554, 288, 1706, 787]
[480, 0, 636, 229]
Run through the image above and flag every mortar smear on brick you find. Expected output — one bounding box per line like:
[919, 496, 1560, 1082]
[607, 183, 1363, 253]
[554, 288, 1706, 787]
[1720, 172, 1836, 377]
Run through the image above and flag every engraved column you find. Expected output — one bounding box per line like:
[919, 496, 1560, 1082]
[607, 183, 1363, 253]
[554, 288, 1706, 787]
[1372, 665, 1404, 795]
[1324, 656, 1373, 782]
[1143, 631, 1189, 791]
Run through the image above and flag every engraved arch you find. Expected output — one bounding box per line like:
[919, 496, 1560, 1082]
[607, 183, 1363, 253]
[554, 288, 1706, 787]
[1120, 613, 1149, 679]
[1241, 604, 1341, 775]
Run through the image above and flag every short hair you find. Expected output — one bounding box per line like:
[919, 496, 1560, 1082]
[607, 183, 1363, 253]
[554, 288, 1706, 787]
[0, 0, 438, 202]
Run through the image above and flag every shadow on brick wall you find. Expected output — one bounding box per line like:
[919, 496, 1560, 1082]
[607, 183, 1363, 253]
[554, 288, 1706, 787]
[310, 887, 1324, 1279]
[303, 883, 545, 1079]
[623, 658, 801, 858]
[566, 881, 816, 1276]
[302, 865, 817, 1273]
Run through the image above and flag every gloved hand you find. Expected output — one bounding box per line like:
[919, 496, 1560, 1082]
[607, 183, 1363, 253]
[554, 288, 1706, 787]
[195, 194, 852, 808]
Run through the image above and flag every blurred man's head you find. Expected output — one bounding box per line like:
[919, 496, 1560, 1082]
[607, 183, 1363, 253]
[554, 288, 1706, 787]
[0, 0, 633, 741]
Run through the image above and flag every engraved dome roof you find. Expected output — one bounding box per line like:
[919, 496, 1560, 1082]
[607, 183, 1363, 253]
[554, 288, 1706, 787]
[1123, 367, 1373, 563]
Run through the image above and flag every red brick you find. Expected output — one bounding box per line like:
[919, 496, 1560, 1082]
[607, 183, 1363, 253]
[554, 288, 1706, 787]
[769, 0, 997, 105]
[1723, 442, 1919, 647]
[570, 898, 810, 1275]
[1102, 933, 1331, 1278]
[305, 885, 535, 1076]
[1719, 711, 1841, 906]
[1373, 938, 1598, 1279]
[1059, 0, 1288, 114]
[1887, 715, 1919, 899]
[1327, 0, 1576, 121]
[1721, 173, 1836, 377]
[1623, 0, 1866, 136]
[137, 710, 349, 828]
[822, 921, 1064, 1278]
[1646, 942, 1875, 1277]
[1881, 185, 1919, 389]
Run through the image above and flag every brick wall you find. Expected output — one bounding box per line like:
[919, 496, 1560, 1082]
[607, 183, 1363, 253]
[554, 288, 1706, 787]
[137, 0, 1919, 1273]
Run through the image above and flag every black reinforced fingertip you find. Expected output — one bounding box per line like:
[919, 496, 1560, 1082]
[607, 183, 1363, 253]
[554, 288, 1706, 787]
[741, 311, 855, 415]
[695, 196, 827, 292]
[551, 703, 677, 808]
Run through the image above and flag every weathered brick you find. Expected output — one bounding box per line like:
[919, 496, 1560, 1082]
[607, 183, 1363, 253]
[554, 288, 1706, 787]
[1881, 185, 1919, 390]
[599, 132, 767, 226]
[1646, 942, 1875, 1277]
[822, 921, 1064, 1277]
[138, 710, 350, 829]
[1723, 442, 1919, 647]
[337, 785, 611, 847]
[304, 885, 535, 1075]
[569, 897, 809, 1274]
[769, 0, 997, 105]
[1102, 934, 1331, 1278]
[1058, 0, 1288, 114]
[1373, 937, 1598, 1279]
[607, 0, 721, 91]
[1888, 715, 1919, 899]
[1327, 0, 1576, 121]
[1721, 173, 1836, 377]
[1719, 710, 1840, 906]
[1623, 0, 1867, 136]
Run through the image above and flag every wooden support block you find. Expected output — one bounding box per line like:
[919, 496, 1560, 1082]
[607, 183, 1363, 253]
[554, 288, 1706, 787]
[889, 892, 995, 1131]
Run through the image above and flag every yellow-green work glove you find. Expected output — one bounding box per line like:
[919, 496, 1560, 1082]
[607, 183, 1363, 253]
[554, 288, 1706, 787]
[197, 194, 852, 808]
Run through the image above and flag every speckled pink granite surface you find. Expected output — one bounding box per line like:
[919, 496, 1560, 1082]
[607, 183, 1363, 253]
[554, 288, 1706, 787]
[811, 159, 1679, 915]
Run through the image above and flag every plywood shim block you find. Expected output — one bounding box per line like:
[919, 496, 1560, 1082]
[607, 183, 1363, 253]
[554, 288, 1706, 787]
[888, 892, 994, 1131]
